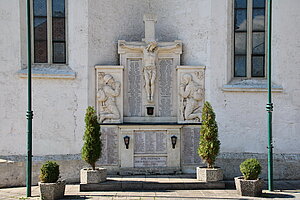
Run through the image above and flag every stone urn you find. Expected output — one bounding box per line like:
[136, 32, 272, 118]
[196, 167, 223, 182]
[80, 168, 107, 184]
[39, 180, 66, 200]
[235, 176, 264, 197]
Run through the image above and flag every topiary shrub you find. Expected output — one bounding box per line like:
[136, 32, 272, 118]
[240, 158, 262, 180]
[81, 106, 102, 170]
[198, 101, 220, 168]
[40, 161, 60, 183]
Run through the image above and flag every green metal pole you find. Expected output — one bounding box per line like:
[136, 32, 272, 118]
[266, 0, 273, 191]
[26, 0, 33, 197]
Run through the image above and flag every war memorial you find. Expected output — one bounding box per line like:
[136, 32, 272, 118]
[0, 1, 299, 194]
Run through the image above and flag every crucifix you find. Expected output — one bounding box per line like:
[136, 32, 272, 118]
[119, 14, 181, 103]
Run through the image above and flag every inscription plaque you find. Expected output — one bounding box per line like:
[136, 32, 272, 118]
[134, 156, 167, 167]
[182, 127, 201, 165]
[98, 127, 118, 165]
[158, 59, 173, 117]
[127, 59, 142, 117]
[134, 130, 167, 154]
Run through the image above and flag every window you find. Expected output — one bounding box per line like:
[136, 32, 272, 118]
[32, 0, 66, 64]
[234, 0, 266, 78]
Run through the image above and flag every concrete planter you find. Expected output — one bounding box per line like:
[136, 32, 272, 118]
[235, 176, 264, 197]
[196, 167, 223, 182]
[39, 180, 66, 200]
[80, 167, 107, 184]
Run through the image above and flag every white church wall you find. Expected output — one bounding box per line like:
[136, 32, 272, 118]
[0, 0, 89, 156]
[208, 0, 300, 155]
[0, 0, 27, 155]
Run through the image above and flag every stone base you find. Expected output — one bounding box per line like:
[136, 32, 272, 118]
[80, 175, 225, 191]
[196, 167, 223, 182]
[80, 168, 107, 184]
[39, 181, 66, 200]
[235, 176, 263, 197]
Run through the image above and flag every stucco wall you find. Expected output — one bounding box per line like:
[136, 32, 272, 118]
[0, 0, 89, 156]
[208, 0, 300, 154]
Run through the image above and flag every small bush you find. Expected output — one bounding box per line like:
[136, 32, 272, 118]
[240, 158, 262, 180]
[198, 101, 220, 168]
[40, 161, 60, 183]
[81, 106, 102, 170]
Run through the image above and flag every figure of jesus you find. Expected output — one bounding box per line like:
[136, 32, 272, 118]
[120, 41, 180, 103]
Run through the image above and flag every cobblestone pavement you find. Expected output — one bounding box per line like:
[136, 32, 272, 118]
[0, 180, 299, 200]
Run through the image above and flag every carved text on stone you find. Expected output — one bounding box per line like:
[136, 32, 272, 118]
[182, 127, 201, 164]
[158, 59, 173, 117]
[134, 156, 167, 167]
[128, 59, 142, 116]
[99, 127, 118, 165]
[134, 130, 167, 154]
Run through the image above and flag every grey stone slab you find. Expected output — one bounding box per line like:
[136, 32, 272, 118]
[80, 181, 122, 191]
[121, 181, 143, 191]
[181, 127, 201, 165]
[98, 127, 118, 166]
[184, 181, 225, 189]
[142, 182, 170, 190]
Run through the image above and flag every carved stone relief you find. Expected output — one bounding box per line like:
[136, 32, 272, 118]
[97, 72, 121, 123]
[177, 66, 205, 123]
[179, 73, 204, 122]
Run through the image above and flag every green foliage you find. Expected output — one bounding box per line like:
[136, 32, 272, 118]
[198, 101, 220, 168]
[39, 161, 60, 183]
[81, 106, 102, 170]
[240, 158, 262, 180]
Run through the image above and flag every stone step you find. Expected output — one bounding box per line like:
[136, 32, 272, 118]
[80, 175, 225, 191]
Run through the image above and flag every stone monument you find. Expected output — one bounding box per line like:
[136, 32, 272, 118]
[95, 14, 205, 174]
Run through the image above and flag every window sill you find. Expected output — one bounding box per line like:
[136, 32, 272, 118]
[17, 66, 76, 79]
[222, 79, 283, 93]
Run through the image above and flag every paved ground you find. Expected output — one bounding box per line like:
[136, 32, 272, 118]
[0, 180, 299, 200]
[0, 175, 300, 200]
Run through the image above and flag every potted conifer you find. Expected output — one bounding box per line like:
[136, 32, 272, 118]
[235, 158, 263, 197]
[197, 101, 223, 182]
[39, 161, 65, 200]
[80, 106, 107, 184]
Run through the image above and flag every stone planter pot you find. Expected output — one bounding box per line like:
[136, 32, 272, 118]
[235, 176, 264, 197]
[80, 167, 107, 184]
[196, 167, 223, 182]
[39, 180, 66, 200]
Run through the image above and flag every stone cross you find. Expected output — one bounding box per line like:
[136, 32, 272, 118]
[143, 14, 157, 43]
[118, 14, 182, 106]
